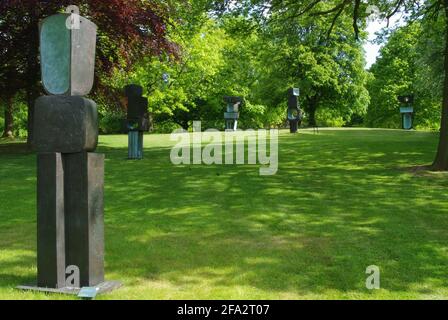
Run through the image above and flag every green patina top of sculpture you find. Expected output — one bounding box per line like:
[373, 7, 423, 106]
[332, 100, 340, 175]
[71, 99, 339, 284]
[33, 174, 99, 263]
[224, 96, 242, 113]
[39, 6, 97, 96]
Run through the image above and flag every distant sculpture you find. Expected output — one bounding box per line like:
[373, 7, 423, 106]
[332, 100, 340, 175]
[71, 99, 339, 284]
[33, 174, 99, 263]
[124, 84, 149, 159]
[22, 6, 118, 293]
[287, 88, 302, 133]
[398, 95, 414, 130]
[224, 96, 242, 131]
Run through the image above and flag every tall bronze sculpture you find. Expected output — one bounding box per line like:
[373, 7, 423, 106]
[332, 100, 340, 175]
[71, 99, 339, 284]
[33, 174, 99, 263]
[19, 6, 119, 294]
[224, 96, 242, 131]
[398, 95, 414, 130]
[287, 88, 302, 133]
[124, 84, 149, 160]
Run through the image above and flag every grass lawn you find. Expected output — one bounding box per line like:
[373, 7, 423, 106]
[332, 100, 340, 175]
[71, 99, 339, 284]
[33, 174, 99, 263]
[1, 128, 448, 300]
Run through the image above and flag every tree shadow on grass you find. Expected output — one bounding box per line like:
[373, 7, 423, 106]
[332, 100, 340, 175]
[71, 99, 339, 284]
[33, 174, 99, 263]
[0, 255, 36, 288]
[99, 131, 448, 298]
[0, 142, 30, 154]
[1, 131, 447, 298]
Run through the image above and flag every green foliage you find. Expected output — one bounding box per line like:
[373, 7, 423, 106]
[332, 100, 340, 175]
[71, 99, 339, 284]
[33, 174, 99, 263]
[0, 0, 180, 144]
[316, 108, 346, 127]
[366, 23, 419, 128]
[244, 7, 370, 127]
[2, 0, 448, 137]
[109, 19, 230, 130]
[13, 103, 28, 137]
[100, 6, 370, 131]
[99, 112, 124, 135]
[367, 19, 442, 130]
[413, 12, 445, 130]
[0, 98, 28, 138]
[151, 120, 182, 134]
[94, 96, 126, 134]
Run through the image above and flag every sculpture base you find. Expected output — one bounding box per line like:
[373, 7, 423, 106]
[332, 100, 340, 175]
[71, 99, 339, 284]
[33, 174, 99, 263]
[128, 131, 143, 159]
[17, 280, 122, 296]
[225, 119, 238, 131]
[289, 120, 299, 133]
[37, 152, 105, 288]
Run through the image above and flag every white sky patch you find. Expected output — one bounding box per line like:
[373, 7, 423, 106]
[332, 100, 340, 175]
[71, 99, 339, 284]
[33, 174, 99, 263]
[364, 14, 405, 69]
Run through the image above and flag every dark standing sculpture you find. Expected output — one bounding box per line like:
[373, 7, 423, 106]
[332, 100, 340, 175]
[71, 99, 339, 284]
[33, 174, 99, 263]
[19, 6, 120, 294]
[124, 84, 149, 159]
[224, 96, 242, 131]
[287, 88, 302, 133]
[398, 95, 414, 130]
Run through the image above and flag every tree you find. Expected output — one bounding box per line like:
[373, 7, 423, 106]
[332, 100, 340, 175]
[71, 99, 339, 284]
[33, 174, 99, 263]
[112, 14, 230, 130]
[259, 13, 369, 126]
[414, 11, 446, 129]
[0, 67, 22, 138]
[119, 2, 369, 131]
[214, 1, 369, 126]
[1, 98, 14, 139]
[114, 12, 269, 131]
[368, 20, 443, 130]
[0, 0, 178, 146]
[216, 0, 448, 170]
[367, 23, 420, 128]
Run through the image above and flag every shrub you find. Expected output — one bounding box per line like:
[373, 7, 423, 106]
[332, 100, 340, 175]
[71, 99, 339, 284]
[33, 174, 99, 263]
[99, 111, 125, 134]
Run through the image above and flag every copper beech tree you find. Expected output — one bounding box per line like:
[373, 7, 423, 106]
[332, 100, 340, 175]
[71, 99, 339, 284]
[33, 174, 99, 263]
[0, 0, 180, 144]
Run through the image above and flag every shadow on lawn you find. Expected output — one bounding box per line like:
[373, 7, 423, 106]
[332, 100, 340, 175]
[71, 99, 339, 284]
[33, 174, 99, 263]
[1, 131, 447, 297]
[0, 255, 36, 288]
[98, 132, 448, 296]
[0, 142, 30, 155]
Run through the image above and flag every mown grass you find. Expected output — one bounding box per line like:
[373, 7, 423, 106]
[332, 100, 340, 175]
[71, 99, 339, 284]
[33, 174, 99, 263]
[0, 129, 447, 300]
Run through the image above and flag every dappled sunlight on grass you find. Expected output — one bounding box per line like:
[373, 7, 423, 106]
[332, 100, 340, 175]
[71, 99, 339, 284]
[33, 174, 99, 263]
[0, 129, 447, 299]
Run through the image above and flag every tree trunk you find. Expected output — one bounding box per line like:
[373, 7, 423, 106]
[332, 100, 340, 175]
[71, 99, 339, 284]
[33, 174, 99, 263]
[25, 6, 40, 150]
[2, 96, 14, 138]
[307, 95, 318, 127]
[431, 2, 448, 171]
[26, 90, 37, 149]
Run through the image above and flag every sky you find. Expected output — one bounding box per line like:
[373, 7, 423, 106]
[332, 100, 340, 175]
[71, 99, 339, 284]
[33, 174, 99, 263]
[364, 14, 404, 69]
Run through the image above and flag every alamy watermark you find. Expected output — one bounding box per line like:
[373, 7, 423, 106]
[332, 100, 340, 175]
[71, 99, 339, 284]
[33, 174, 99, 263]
[170, 121, 278, 176]
[365, 265, 380, 289]
[65, 265, 80, 288]
[65, 5, 81, 30]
